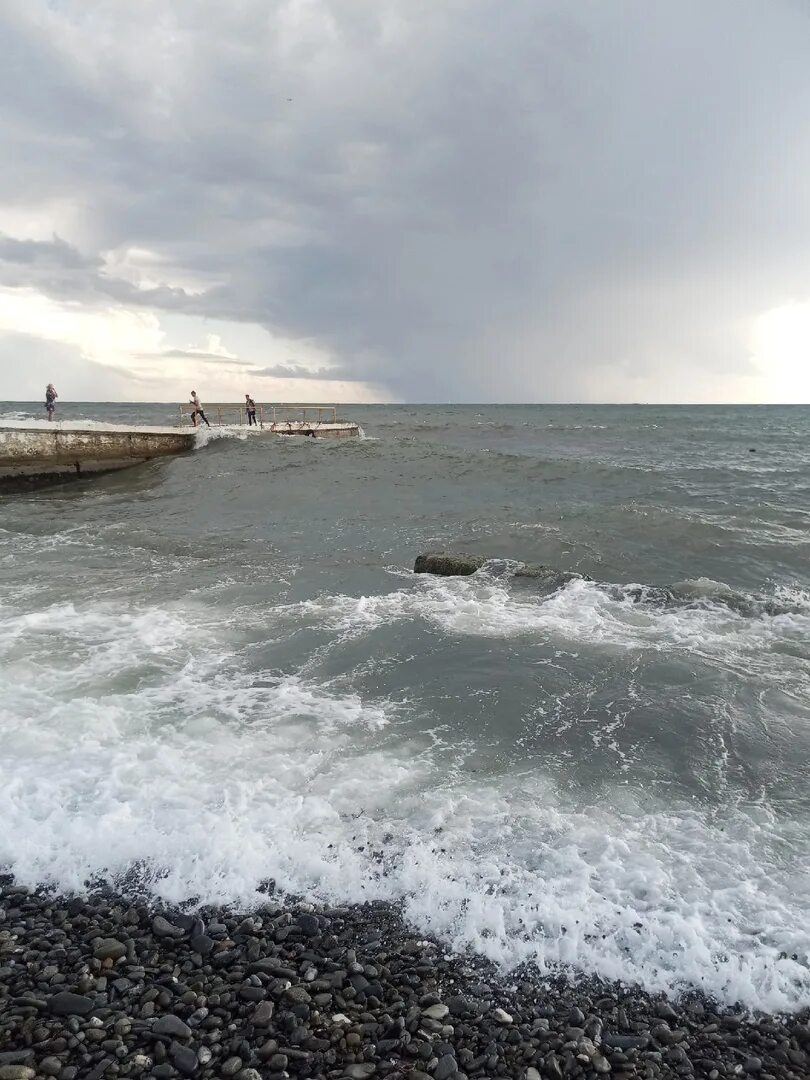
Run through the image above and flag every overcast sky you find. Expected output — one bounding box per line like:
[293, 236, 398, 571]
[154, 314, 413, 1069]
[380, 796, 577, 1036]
[1, 0, 809, 403]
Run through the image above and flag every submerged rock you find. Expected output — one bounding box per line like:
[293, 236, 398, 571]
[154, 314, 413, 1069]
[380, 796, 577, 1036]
[414, 552, 487, 576]
[414, 550, 587, 585]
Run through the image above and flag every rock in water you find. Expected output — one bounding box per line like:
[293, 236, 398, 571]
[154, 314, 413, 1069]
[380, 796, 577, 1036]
[414, 552, 487, 576]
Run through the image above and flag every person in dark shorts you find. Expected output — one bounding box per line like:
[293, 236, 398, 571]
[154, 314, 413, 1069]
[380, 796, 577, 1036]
[245, 394, 258, 426]
[45, 383, 58, 421]
[189, 390, 210, 427]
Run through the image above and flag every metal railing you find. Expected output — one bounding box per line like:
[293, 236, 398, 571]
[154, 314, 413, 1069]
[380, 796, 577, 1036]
[178, 404, 338, 428]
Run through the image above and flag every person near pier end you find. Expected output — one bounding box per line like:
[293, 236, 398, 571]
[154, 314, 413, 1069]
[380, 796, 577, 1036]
[45, 383, 58, 421]
[245, 393, 258, 426]
[189, 390, 210, 427]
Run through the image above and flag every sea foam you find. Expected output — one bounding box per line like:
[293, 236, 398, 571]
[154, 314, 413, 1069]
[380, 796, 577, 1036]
[0, 583, 808, 1012]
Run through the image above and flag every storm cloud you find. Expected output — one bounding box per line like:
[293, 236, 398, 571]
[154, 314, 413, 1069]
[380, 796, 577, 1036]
[1, 0, 809, 402]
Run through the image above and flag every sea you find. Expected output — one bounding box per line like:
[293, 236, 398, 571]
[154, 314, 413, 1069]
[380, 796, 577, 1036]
[0, 402, 808, 1014]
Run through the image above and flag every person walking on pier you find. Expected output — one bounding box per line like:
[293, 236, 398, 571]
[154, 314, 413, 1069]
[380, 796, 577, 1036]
[245, 393, 258, 426]
[189, 390, 210, 427]
[45, 383, 58, 421]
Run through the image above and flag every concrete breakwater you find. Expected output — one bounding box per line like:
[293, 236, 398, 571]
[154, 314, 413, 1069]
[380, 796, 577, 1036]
[0, 426, 195, 491]
[0, 418, 361, 491]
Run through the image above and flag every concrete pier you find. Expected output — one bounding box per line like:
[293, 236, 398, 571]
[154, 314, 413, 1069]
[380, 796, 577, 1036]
[0, 407, 361, 491]
[178, 402, 360, 437]
[269, 420, 360, 438]
[0, 427, 195, 491]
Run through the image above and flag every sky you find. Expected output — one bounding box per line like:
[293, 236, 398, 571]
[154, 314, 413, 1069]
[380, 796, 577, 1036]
[1, 0, 809, 404]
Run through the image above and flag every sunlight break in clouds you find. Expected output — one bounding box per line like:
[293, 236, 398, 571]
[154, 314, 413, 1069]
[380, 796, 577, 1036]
[749, 303, 810, 404]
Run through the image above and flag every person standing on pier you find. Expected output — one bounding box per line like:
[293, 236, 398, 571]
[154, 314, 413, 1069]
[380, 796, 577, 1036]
[245, 394, 258, 426]
[45, 383, 58, 421]
[189, 390, 210, 427]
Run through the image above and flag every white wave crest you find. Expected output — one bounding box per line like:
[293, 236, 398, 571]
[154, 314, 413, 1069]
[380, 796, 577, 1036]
[0, 593, 808, 1011]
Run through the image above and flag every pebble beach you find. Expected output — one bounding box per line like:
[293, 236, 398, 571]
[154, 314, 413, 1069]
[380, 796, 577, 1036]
[1, 883, 808, 1080]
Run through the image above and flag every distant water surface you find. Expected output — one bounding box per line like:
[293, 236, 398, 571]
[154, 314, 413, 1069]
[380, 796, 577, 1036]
[0, 402, 808, 1011]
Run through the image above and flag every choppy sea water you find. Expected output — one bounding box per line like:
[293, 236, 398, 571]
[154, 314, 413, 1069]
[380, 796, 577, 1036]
[1, 402, 808, 1013]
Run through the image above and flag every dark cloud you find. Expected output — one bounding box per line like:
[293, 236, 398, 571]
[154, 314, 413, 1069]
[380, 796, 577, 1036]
[1, 0, 809, 400]
[0, 234, 100, 270]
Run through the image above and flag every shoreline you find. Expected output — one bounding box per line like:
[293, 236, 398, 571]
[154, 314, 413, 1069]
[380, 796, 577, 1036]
[1, 882, 808, 1080]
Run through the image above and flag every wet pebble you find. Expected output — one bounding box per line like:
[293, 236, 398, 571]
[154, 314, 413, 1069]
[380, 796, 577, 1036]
[0, 882, 807, 1080]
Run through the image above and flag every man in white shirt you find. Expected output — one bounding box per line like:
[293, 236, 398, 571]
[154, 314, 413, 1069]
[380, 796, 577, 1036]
[190, 390, 210, 427]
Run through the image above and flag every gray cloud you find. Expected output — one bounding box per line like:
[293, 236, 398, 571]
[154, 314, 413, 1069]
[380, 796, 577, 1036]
[1, 0, 809, 400]
[252, 364, 357, 381]
[156, 349, 245, 364]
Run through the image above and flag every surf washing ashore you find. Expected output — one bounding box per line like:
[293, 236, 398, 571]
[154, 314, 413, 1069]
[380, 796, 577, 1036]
[0, 402, 808, 1080]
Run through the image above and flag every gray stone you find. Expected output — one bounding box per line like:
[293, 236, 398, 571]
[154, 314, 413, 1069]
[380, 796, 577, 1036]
[652, 1023, 686, 1046]
[343, 1067, 376, 1080]
[544, 1053, 564, 1080]
[493, 1007, 513, 1024]
[39, 1060, 63, 1078]
[236, 1072, 263, 1080]
[591, 1052, 612, 1074]
[525, 1071, 542, 1080]
[665, 1045, 690, 1066]
[0, 1069, 36, 1080]
[0, 1059, 33, 1069]
[48, 992, 94, 1016]
[423, 1003, 450, 1021]
[743, 1058, 763, 1074]
[221, 1058, 243, 1077]
[189, 934, 214, 956]
[603, 1033, 649, 1050]
[297, 913, 320, 936]
[434, 1054, 457, 1080]
[152, 915, 184, 938]
[284, 985, 312, 1005]
[268, 1056, 288, 1071]
[153, 1015, 192, 1040]
[93, 938, 127, 961]
[170, 1043, 198, 1076]
[252, 1001, 274, 1026]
